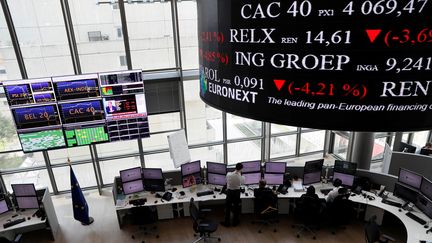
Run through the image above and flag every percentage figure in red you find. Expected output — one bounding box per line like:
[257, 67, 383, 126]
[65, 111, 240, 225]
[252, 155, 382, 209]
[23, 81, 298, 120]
[342, 84, 367, 99]
[383, 28, 432, 47]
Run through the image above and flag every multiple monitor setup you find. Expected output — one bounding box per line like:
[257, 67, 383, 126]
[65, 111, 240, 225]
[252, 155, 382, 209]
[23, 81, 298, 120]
[302, 159, 357, 187]
[0, 184, 40, 215]
[120, 167, 165, 195]
[395, 168, 432, 219]
[207, 162, 227, 186]
[242, 161, 286, 186]
[3, 70, 150, 153]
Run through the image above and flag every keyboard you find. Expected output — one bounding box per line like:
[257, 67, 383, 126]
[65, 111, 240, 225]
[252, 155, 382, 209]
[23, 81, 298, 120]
[3, 218, 25, 229]
[197, 190, 214, 197]
[406, 212, 427, 225]
[381, 199, 402, 208]
[320, 188, 332, 195]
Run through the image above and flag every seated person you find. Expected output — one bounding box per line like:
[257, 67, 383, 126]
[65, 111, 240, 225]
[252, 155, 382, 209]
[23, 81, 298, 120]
[254, 180, 277, 212]
[326, 178, 343, 203]
[422, 142, 432, 150]
[301, 185, 319, 201]
[300, 185, 323, 213]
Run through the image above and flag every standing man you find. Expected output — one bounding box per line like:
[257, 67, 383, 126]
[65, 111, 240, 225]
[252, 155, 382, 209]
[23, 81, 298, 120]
[222, 163, 245, 227]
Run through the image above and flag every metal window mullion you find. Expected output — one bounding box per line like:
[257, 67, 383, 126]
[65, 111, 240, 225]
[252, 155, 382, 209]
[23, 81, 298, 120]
[118, 0, 133, 70]
[42, 151, 59, 194]
[262, 122, 269, 162]
[60, 0, 82, 75]
[89, 145, 102, 195]
[323, 130, 331, 158]
[138, 139, 145, 168]
[295, 127, 301, 156]
[1, 0, 27, 79]
[170, 0, 187, 134]
[222, 111, 228, 165]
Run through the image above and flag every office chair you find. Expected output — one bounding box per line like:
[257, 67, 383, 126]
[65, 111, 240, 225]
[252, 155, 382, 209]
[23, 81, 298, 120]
[364, 216, 396, 243]
[189, 198, 221, 243]
[252, 188, 278, 233]
[0, 234, 22, 243]
[292, 195, 322, 239]
[130, 206, 159, 242]
[328, 192, 353, 234]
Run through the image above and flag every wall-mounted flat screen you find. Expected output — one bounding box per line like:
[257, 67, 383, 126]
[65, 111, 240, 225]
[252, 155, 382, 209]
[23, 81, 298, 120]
[59, 100, 104, 124]
[12, 105, 61, 130]
[53, 74, 100, 101]
[18, 128, 66, 152]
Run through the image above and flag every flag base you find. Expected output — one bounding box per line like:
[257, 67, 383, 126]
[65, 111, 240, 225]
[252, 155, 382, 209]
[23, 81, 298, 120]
[81, 217, 94, 226]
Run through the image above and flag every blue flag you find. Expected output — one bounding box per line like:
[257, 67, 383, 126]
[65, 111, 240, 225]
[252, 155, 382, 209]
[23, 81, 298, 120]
[70, 165, 91, 225]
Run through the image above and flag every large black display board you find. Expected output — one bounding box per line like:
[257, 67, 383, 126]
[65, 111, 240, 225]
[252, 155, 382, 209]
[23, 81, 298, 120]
[198, 0, 432, 131]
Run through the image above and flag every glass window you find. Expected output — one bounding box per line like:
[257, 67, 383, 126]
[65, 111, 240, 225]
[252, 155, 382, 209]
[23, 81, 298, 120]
[0, 151, 45, 170]
[69, 1, 127, 73]
[48, 147, 92, 164]
[148, 112, 181, 133]
[402, 133, 409, 142]
[270, 134, 296, 158]
[227, 114, 262, 140]
[8, 0, 74, 78]
[142, 132, 172, 152]
[227, 140, 261, 165]
[332, 133, 349, 160]
[177, 1, 198, 70]
[184, 80, 222, 144]
[300, 130, 325, 154]
[0, 4, 21, 81]
[53, 164, 97, 191]
[271, 124, 298, 134]
[99, 156, 141, 184]
[412, 130, 430, 148]
[0, 96, 20, 152]
[144, 152, 173, 171]
[3, 169, 53, 193]
[96, 140, 139, 158]
[189, 145, 224, 167]
[126, 2, 176, 70]
[372, 137, 387, 161]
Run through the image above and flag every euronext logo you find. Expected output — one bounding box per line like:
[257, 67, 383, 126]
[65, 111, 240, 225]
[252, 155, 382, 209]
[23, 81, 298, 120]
[200, 67, 207, 95]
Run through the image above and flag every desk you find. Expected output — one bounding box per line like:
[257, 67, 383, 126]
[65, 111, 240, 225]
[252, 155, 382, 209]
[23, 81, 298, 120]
[0, 188, 59, 241]
[113, 181, 432, 243]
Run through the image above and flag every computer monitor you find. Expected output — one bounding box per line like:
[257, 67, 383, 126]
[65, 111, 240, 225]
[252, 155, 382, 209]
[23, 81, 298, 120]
[415, 194, 432, 219]
[181, 161, 201, 177]
[264, 173, 284, 185]
[142, 168, 163, 180]
[241, 161, 261, 173]
[334, 160, 357, 175]
[398, 168, 422, 189]
[393, 182, 419, 203]
[143, 179, 165, 192]
[182, 173, 202, 188]
[11, 184, 37, 197]
[243, 172, 261, 185]
[303, 171, 322, 185]
[16, 196, 39, 209]
[120, 167, 142, 183]
[304, 159, 324, 173]
[399, 142, 417, 153]
[122, 180, 144, 195]
[333, 172, 355, 187]
[265, 162, 286, 174]
[420, 148, 432, 156]
[207, 162, 227, 175]
[0, 200, 9, 215]
[421, 177, 432, 201]
[207, 173, 226, 186]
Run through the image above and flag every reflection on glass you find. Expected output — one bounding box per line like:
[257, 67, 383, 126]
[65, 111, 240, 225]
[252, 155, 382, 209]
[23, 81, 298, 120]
[333, 133, 349, 160]
[69, 1, 126, 73]
[228, 140, 261, 165]
[48, 147, 91, 164]
[300, 130, 325, 154]
[178, 1, 198, 69]
[270, 134, 296, 158]
[53, 164, 97, 191]
[3, 170, 53, 192]
[100, 157, 141, 184]
[125, 2, 175, 70]
[184, 80, 222, 144]
[227, 113, 262, 139]
[0, 151, 45, 170]
[271, 124, 298, 134]
[8, 0, 74, 78]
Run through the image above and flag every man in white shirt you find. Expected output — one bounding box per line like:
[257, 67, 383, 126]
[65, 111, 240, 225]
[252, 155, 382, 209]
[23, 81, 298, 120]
[221, 163, 245, 227]
[326, 178, 343, 203]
